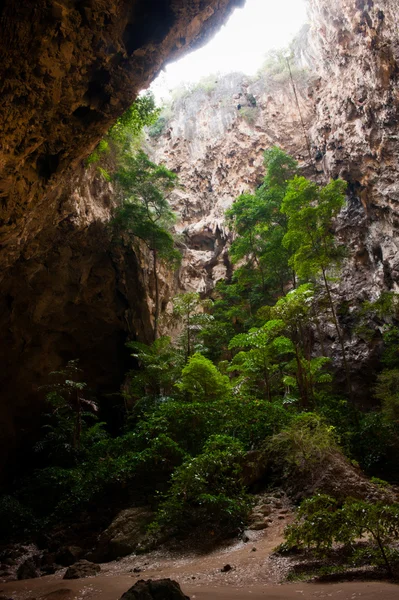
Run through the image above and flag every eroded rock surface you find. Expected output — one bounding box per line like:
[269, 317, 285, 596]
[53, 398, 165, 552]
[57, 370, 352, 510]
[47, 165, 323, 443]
[0, 0, 244, 477]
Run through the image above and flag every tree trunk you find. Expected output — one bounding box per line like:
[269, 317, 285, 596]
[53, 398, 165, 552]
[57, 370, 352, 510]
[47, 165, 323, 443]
[321, 268, 352, 398]
[153, 249, 159, 341]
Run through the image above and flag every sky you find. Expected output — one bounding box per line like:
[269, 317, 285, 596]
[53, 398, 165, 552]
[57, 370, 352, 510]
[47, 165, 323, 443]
[150, 0, 308, 102]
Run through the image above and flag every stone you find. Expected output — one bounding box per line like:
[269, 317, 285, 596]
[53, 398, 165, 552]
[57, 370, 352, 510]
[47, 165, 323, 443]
[120, 579, 189, 600]
[93, 507, 153, 562]
[220, 564, 234, 572]
[17, 558, 38, 580]
[249, 521, 269, 531]
[63, 560, 101, 580]
[55, 546, 84, 567]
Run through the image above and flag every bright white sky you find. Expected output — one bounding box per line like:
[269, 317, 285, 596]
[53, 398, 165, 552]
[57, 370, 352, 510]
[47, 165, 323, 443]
[151, 0, 308, 103]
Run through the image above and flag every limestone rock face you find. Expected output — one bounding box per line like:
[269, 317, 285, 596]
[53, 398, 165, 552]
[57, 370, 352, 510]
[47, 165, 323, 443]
[0, 0, 244, 274]
[147, 69, 314, 294]
[0, 0, 244, 477]
[308, 0, 399, 300]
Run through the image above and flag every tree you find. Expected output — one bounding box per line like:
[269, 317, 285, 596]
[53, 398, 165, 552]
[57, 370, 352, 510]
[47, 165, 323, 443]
[175, 353, 231, 401]
[266, 285, 331, 407]
[87, 92, 160, 165]
[38, 360, 98, 459]
[281, 176, 350, 395]
[228, 319, 287, 401]
[171, 292, 212, 361]
[126, 336, 183, 404]
[226, 147, 297, 305]
[112, 151, 181, 340]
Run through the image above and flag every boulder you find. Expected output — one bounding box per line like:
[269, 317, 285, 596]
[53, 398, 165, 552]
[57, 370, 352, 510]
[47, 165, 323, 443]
[93, 507, 153, 562]
[63, 560, 101, 580]
[120, 579, 189, 600]
[17, 558, 38, 580]
[55, 546, 84, 567]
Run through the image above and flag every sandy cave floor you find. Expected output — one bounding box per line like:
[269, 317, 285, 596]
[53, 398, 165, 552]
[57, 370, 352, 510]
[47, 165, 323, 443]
[1, 516, 398, 600]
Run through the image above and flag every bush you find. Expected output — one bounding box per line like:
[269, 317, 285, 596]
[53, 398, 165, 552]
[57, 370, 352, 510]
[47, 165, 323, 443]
[151, 435, 252, 536]
[0, 495, 37, 539]
[148, 116, 168, 138]
[284, 494, 399, 576]
[239, 106, 259, 125]
[266, 413, 338, 478]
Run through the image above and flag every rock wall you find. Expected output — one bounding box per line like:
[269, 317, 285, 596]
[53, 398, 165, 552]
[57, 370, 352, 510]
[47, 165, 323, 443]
[146, 2, 399, 394]
[308, 0, 399, 301]
[147, 67, 315, 295]
[0, 0, 244, 476]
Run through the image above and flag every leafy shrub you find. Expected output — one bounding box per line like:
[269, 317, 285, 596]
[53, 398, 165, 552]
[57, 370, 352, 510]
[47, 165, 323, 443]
[0, 495, 37, 539]
[176, 353, 231, 401]
[239, 106, 259, 125]
[284, 494, 399, 576]
[266, 413, 338, 478]
[151, 435, 252, 536]
[350, 411, 399, 481]
[148, 116, 169, 138]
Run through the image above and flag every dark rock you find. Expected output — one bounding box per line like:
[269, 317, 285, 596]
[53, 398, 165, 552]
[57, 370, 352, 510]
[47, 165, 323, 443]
[63, 560, 101, 580]
[55, 546, 84, 567]
[40, 590, 74, 600]
[17, 558, 38, 580]
[220, 564, 233, 572]
[93, 507, 153, 562]
[120, 579, 189, 600]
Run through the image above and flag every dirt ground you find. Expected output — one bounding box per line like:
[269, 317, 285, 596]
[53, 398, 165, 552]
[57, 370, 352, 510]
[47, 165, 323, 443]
[1, 515, 397, 600]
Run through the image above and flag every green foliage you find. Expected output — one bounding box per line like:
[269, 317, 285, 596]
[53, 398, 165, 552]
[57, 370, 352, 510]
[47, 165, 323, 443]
[284, 494, 399, 576]
[170, 292, 213, 359]
[148, 116, 169, 138]
[226, 147, 297, 306]
[281, 177, 347, 280]
[37, 360, 99, 460]
[375, 368, 399, 421]
[108, 91, 160, 146]
[112, 151, 178, 257]
[152, 435, 252, 535]
[126, 337, 183, 405]
[239, 106, 259, 125]
[267, 413, 338, 478]
[86, 92, 159, 167]
[176, 353, 231, 401]
[0, 496, 37, 539]
[86, 139, 110, 166]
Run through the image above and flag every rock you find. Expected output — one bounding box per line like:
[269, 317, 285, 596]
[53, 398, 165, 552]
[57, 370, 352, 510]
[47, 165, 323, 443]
[249, 521, 269, 531]
[93, 507, 153, 562]
[220, 564, 234, 572]
[40, 590, 74, 600]
[55, 546, 84, 567]
[63, 560, 101, 580]
[17, 558, 38, 580]
[258, 504, 272, 515]
[251, 547, 257, 552]
[120, 579, 189, 600]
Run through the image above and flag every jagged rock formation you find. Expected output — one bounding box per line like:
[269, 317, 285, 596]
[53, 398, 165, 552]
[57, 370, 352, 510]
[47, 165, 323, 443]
[0, 0, 244, 477]
[309, 0, 399, 300]
[1, 0, 399, 476]
[147, 67, 314, 294]
[147, 0, 399, 393]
